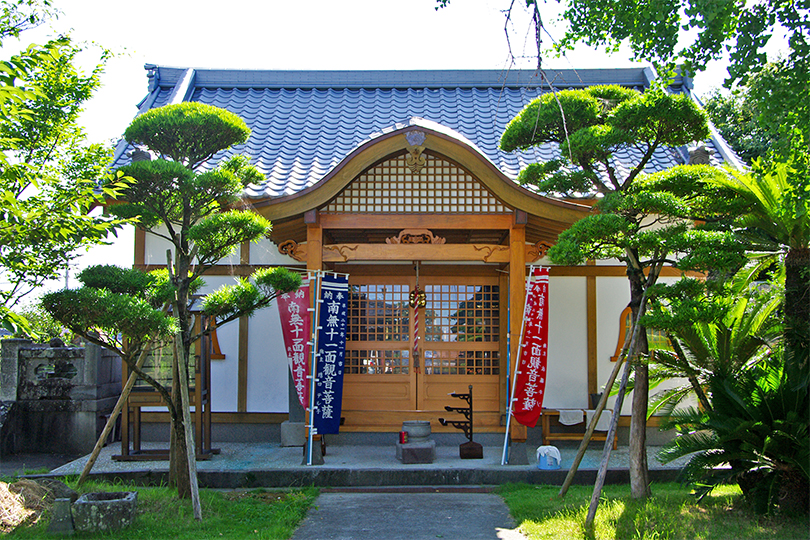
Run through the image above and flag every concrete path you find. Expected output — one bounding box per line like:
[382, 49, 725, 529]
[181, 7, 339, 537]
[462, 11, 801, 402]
[0, 453, 78, 477]
[291, 491, 526, 540]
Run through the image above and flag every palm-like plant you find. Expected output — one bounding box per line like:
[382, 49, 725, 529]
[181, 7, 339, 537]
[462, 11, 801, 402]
[711, 143, 810, 384]
[646, 274, 783, 416]
[659, 354, 809, 514]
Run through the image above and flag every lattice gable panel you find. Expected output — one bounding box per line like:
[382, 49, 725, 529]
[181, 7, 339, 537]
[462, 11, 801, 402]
[324, 153, 512, 214]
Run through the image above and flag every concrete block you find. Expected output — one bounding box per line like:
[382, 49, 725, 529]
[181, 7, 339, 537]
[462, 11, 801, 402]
[280, 421, 305, 447]
[396, 440, 436, 464]
[48, 498, 74, 535]
[72, 491, 137, 532]
[302, 439, 324, 465]
[507, 441, 530, 465]
[0, 339, 30, 401]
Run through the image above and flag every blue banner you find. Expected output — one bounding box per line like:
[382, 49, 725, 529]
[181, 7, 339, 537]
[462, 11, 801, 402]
[313, 273, 348, 434]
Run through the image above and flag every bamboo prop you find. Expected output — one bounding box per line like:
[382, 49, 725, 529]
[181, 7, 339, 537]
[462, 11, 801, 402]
[584, 294, 650, 530]
[501, 265, 537, 465]
[77, 342, 154, 486]
[174, 332, 202, 520]
[556, 353, 626, 498]
[166, 249, 202, 521]
[305, 271, 323, 466]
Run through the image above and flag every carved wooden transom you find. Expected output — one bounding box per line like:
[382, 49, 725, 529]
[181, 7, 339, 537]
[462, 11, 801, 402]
[385, 229, 446, 245]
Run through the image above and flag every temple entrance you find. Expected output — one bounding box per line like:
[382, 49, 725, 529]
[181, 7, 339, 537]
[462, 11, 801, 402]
[340, 266, 504, 431]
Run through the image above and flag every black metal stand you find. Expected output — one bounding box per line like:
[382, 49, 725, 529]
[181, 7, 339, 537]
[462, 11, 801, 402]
[439, 384, 483, 459]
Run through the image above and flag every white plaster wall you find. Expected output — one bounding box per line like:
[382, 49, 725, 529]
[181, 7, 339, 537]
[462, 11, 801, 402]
[245, 304, 289, 412]
[544, 276, 589, 409]
[596, 276, 631, 414]
[143, 227, 241, 266]
[143, 231, 297, 413]
[250, 237, 300, 266]
[596, 275, 684, 415]
[144, 227, 175, 265]
[200, 276, 242, 412]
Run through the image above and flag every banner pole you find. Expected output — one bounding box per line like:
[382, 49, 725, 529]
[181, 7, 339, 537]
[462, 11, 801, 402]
[306, 270, 323, 466]
[501, 286, 511, 465]
[501, 264, 537, 465]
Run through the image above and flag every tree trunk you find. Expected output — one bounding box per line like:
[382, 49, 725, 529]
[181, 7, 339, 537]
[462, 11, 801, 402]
[175, 333, 202, 520]
[629, 359, 651, 498]
[169, 411, 191, 499]
[168, 351, 189, 495]
[785, 247, 809, 383]
[627, 264, 651, 499]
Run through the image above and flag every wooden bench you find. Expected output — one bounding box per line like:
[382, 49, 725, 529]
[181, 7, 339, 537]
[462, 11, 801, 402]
[540, 409, 617, 449]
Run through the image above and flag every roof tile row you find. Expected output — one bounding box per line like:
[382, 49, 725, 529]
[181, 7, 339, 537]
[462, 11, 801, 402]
[113, 67, 735, 199]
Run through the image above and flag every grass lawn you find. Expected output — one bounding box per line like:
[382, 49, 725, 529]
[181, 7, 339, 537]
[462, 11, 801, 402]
[5, 479, 318, 539]
[499, 482, 809, 540]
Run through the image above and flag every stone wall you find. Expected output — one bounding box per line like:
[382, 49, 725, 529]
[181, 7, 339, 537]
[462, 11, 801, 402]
[0, 339, 121, 455]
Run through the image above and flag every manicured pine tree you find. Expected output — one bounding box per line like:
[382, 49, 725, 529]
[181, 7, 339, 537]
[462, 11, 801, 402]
[43, 103, 301, 519]
[500, 85, 746, 499]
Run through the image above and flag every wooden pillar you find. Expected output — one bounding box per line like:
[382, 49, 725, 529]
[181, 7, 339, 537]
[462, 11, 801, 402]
[134, 227, 146, 266]
[305, 210, 322, 271]
[240, 240, 250, 266]
[498, 270, 509, 420]
[237, 317, 248, 412]
[586, 260, 598, 397]
[509, 212, 527, 442]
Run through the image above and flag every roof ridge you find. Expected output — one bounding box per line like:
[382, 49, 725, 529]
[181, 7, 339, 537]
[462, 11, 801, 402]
[145, 65, 659, 91]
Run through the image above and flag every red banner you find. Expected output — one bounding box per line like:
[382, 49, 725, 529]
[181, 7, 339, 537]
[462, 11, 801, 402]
[277, 277, 310, 409]
[512, 267, 549, 427]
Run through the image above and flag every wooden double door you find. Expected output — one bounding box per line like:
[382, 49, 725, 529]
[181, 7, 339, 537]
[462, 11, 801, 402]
[340, 267, 505, 431]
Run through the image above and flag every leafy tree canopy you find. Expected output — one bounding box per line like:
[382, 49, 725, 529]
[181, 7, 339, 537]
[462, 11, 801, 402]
[501, 85, 710, 196]
[705, 60, 809, 163]
[0, 1, 130, 334]
[552, 0, 809, 89]
[61, 102, 300, 507]
[124, 102, 251, 169]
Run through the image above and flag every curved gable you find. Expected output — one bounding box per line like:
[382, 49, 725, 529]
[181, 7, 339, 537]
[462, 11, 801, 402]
[251, 120, 590, 226]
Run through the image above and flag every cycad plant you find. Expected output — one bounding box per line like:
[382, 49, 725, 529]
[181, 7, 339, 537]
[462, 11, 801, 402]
[617, 265, 782, 417]
[645, 270, 783, 416]
[711, 141, 810, 386]
[659, 354, 809, 514]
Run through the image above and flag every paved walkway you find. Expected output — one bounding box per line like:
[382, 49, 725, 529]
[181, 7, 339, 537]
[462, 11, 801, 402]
[30, 440, 692, 538]
[291, 491, 526, 540]
[0, 453, 79, 478]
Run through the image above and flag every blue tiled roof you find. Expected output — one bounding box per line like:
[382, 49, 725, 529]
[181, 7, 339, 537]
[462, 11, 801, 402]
[112, 67, 740, 199]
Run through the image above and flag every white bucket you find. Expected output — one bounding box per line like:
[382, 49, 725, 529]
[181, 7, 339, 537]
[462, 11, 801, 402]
[536, 445, 561, 469]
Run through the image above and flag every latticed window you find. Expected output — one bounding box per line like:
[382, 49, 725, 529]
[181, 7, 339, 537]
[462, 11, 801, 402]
[325, 153, 511, 214]
[346, 284, 410, 374]
[424, 284, 500, 343]
[422, 283, 500, 375]
[347, 284, 410, 342]
[423, 350, 500, 376]
[345, 349, 410, 375]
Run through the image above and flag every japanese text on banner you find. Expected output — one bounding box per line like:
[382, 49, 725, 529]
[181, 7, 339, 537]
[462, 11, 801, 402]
[512, 267, 549, 427]
[313, 274, 348, 434]
[277, 278, 310, 409]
